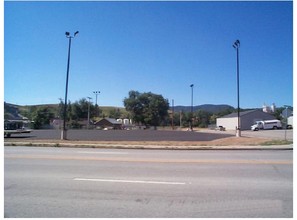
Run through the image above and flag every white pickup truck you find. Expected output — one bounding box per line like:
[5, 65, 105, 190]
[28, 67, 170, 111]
[251, 120, 282, 131]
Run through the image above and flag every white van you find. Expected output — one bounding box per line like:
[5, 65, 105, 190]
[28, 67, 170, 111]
[251, 120, 282, 131]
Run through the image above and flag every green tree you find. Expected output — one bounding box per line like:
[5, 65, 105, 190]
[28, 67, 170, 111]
[108, 108, 122, 119]
[70, 98, 95, 121]
[217, 107, 234, 117]
[209, 114, 218, 125]
[172, 111, 182, 127]
[123, 91, 144, 124]
[57, 98, 64, 119]
[273, 107, 285, 120]
[31, 106, 55, 129]
[124, 90, 169, 128]
[194, 110, 211, 128]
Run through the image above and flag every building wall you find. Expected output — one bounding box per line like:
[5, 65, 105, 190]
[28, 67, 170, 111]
[216, 117, 238, 130]
[240, 111, 275, 130]
[95, 119, 122, 129]
[287, 116, 293, 127]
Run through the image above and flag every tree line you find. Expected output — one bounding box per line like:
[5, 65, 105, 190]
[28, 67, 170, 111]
[7, 90, 288, 129]
[123, 90, 235, 129]
[17, 99, 128, 129]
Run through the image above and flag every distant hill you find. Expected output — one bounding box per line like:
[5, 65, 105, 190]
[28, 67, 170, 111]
[171, 104, 235, 114]
[4, 102, 128, 120]
[4, 102, 27, 120]
[5, 102, 234, 120]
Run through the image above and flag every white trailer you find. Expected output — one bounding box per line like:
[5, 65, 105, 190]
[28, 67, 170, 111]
[4, 120, 32, 137]
[287, 116, 293, 129]
[251, 120, 282, 131]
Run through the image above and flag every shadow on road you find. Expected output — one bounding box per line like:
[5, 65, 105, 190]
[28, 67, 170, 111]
[4, 135, 36, 139]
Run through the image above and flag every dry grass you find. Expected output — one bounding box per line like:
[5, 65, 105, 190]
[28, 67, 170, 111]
[5, 136, 272, 147]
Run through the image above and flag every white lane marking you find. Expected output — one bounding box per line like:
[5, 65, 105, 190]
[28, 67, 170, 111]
[76, 151, 129, 155]
[73, 178, 187, 185]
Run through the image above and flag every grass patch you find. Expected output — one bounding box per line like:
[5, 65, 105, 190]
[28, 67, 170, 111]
[261, 140, 293, 146]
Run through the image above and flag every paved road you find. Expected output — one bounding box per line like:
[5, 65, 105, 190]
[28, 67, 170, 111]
[4, 146, 293, 218]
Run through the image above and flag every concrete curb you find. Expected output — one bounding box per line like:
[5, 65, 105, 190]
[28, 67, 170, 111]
[4, 142, 293, 150]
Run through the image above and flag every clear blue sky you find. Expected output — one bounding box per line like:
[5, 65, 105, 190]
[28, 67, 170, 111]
[4, 1, 293, 109]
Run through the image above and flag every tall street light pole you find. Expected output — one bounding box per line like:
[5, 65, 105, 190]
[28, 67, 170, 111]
[61, 31, 79, 140]
[93, 91, 100, 117]
[171, 99, 174, 130]
[233, 39, 241, 137]
[190, 84, 194, 131]
[87, 97, 92, 129]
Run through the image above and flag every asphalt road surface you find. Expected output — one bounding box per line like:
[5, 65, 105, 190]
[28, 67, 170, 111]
[5, 129, 234, 141]
[4, 146, 293, 218]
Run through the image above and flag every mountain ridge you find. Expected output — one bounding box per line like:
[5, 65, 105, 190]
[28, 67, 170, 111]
[171, 104, 235, 114]
[5, 102, 235, 120]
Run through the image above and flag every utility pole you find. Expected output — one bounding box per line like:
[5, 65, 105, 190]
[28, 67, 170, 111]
[93, 91, 100, 117]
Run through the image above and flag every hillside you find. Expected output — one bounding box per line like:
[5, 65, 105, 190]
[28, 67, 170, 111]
[171, 104, 234, 114]
[6, 102, 234, 114]
[5, 102, 234, 118]
[4, 102, 28, 120]
[4, 102, 128, 120]
[5, 102, 236, 121]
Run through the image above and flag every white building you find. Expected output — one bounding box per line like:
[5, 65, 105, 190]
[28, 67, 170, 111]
[262, 103, 276, 113]
[216, 109, 276, 130]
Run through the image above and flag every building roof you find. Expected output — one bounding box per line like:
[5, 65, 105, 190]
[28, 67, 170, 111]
[96, 118, 122, 125]
[105, 118, 122, 125]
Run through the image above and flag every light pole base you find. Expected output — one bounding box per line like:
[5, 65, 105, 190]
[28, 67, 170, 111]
[236, 129, 241, 137]
[61, 129, 67, 140]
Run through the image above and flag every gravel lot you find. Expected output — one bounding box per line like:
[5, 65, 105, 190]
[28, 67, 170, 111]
[5, 129, 233, 142]
[241, 129, 293, 141]
[4, 129, 293, 146]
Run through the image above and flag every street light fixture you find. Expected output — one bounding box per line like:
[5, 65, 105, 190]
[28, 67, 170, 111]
[61, 31, 79, 140]
[233, 39, 241, 137]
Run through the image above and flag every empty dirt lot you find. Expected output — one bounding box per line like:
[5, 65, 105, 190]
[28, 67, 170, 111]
[4, 129, 292, 146]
